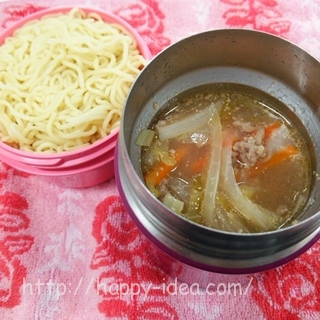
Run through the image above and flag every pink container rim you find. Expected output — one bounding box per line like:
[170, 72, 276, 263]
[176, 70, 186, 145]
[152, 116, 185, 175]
[9, 148, 115, 177]
[0, 5, 152, 172]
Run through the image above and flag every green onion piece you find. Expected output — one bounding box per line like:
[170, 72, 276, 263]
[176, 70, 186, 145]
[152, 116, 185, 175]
[185, 213, 203, 224]
[163, 193, 184, 214]
[136, 129, 155, 146]
[160, 153, 176, 166]
[146, 180, 160, 198]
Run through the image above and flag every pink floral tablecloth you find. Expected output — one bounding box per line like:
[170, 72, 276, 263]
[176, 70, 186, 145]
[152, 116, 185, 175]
[0, 0, 320, 319]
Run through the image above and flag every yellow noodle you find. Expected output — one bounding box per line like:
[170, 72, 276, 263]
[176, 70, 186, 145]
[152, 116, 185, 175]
[0, 8, 147, 152]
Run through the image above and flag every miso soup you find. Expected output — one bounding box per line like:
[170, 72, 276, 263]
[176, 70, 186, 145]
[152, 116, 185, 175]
[138, 84, 312, 233]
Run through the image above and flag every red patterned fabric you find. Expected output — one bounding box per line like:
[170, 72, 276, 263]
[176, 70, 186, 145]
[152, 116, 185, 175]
[0, 1, 320, 319]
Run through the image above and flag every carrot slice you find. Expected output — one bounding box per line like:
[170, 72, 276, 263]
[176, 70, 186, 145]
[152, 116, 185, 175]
[145, 162, 174, 186]
[263, 121, 282, 142]
[191, 154, 210, 174]
[248, 145, 299, 177]
[144, 144, 191, 186]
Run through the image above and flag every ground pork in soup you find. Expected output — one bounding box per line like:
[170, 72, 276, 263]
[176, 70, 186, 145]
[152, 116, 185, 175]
[138, 84, 312, 233]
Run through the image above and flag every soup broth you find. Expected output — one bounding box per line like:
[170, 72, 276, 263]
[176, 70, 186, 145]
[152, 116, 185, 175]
[138, 84, 312, 233]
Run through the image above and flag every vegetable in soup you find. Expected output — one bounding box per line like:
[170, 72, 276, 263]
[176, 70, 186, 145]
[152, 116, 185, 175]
[138, 84, 312, 233]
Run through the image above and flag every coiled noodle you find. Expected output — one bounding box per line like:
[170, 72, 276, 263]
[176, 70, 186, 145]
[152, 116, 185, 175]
[0, 8, 147, 153]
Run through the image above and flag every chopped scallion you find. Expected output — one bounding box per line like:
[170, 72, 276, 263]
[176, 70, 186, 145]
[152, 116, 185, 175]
[136, 129, 156, 146]
[163, 193, 184, 214]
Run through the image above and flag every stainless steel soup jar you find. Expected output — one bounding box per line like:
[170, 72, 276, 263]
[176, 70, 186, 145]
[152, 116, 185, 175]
[115, 29, 320, 284]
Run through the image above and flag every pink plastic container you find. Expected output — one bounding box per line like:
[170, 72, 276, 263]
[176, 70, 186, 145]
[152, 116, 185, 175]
[0, 6, 151, 188]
